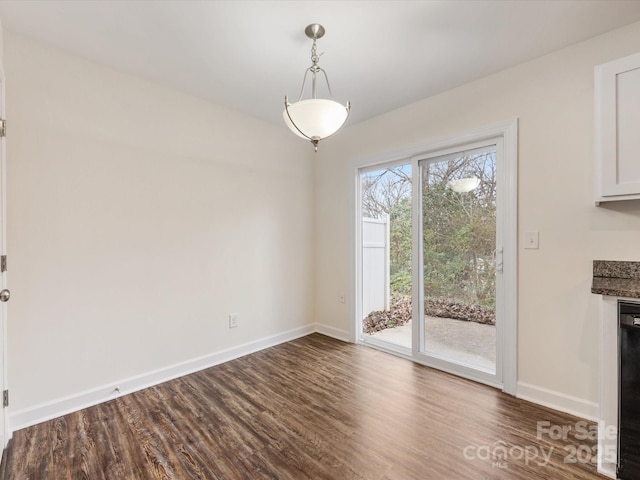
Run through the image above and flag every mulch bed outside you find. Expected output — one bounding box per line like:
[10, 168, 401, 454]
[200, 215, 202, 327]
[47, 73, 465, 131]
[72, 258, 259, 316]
[363, 295, 495, 334]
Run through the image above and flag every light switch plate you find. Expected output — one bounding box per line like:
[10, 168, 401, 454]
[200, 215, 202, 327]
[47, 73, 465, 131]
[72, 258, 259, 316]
[524, 231, 539, 249]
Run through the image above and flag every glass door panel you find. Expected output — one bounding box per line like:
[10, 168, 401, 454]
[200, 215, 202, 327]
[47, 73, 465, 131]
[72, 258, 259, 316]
[420, 147, 497, 374]
[359, 164, 412, 350]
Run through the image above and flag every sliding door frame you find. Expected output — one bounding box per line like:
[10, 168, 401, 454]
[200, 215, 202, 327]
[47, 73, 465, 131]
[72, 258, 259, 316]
[352, 158, 414, 356]
[349, 119, 518, 395]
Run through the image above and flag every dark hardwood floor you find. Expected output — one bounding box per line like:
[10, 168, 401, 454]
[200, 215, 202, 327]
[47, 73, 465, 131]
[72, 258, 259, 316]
[1, 334, 605, 479]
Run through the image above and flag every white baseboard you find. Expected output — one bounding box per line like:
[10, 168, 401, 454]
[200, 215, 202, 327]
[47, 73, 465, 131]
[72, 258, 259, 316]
[598, 462, 616, 479]
[10, 324, 316, 432]
[313, 323, 350, 342]
[11, 328, 600, 436]
[517, 381, 599, 422]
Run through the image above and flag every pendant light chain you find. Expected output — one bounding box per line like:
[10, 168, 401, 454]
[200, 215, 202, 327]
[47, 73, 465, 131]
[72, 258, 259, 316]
[310, 38, 320, 68]
[311, 39, 318, 99]
[309, 38, 323, 100]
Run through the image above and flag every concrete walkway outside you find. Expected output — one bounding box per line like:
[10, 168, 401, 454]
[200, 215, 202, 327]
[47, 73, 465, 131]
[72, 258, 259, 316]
[370, 316, 496, 371]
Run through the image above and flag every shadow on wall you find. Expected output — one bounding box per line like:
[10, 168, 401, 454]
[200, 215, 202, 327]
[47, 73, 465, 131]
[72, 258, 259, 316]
[591, 200, 640, 232]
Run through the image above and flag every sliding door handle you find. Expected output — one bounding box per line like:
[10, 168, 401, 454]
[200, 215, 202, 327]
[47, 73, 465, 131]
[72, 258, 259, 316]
[495, 247, 503, 274]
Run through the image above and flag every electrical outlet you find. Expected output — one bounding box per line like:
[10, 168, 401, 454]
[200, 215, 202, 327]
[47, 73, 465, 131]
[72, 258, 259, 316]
[229, 314, 238, 328]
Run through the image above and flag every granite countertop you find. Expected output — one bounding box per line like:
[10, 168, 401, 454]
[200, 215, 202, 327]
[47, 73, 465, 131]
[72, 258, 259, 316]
[591, 260, 640, 298]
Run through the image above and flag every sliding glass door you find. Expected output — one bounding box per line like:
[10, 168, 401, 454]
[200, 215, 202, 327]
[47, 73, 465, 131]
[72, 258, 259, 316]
[354, 123, 517, 392]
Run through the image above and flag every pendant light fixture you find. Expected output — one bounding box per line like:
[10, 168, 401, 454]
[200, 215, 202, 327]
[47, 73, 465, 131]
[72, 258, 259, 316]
[448, 177, 481, 193]
[284, 24, 351, 152]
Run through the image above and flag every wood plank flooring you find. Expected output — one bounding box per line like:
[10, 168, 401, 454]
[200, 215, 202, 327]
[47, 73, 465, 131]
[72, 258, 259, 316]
[1, 334, 605, 479]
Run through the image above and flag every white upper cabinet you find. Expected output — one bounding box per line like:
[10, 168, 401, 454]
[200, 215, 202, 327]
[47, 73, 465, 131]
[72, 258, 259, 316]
[595, 52, 640, 204]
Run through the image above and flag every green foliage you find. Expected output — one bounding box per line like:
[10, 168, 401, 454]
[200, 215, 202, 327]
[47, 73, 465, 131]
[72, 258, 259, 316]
[421, 172, 496, 309]
[389, 197, 412, 295]
[421, 153, 496, 308]
[363, 153, 497, 310]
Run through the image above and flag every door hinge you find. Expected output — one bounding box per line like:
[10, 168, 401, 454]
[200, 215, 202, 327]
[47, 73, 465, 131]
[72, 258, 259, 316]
[3, 390, 8, 408]
[1, 256, 6, 273]
[0, 119, 6, 138]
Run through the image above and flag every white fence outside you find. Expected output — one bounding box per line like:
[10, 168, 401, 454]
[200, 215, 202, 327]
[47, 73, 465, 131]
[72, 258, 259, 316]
[362, 216, 390, 318]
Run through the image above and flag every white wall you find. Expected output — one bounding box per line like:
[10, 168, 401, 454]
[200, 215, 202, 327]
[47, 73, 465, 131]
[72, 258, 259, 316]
[315, 22, 640, 416]
[0, 16, 4, 68]
[5, 31, 315, 415]
[6, 15, 640, 428]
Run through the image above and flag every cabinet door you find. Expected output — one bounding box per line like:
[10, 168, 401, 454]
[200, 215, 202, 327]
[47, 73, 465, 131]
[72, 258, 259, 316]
[595, 52, 640, 201]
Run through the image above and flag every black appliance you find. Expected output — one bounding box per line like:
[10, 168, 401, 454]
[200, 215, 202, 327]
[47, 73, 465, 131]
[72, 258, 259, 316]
[619, 301, 640, 479]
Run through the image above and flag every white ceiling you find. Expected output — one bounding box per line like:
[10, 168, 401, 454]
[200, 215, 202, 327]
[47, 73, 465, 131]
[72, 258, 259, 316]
[1, 0, 640, 127]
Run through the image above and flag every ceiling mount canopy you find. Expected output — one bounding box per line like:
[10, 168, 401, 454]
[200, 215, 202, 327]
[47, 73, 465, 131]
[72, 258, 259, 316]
[284, 23, 351, 152]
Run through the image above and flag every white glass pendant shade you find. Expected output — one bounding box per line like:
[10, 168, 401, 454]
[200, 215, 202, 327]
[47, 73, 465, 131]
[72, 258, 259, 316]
[283, 99, 349, 140]
[448, 177, 481, 193]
